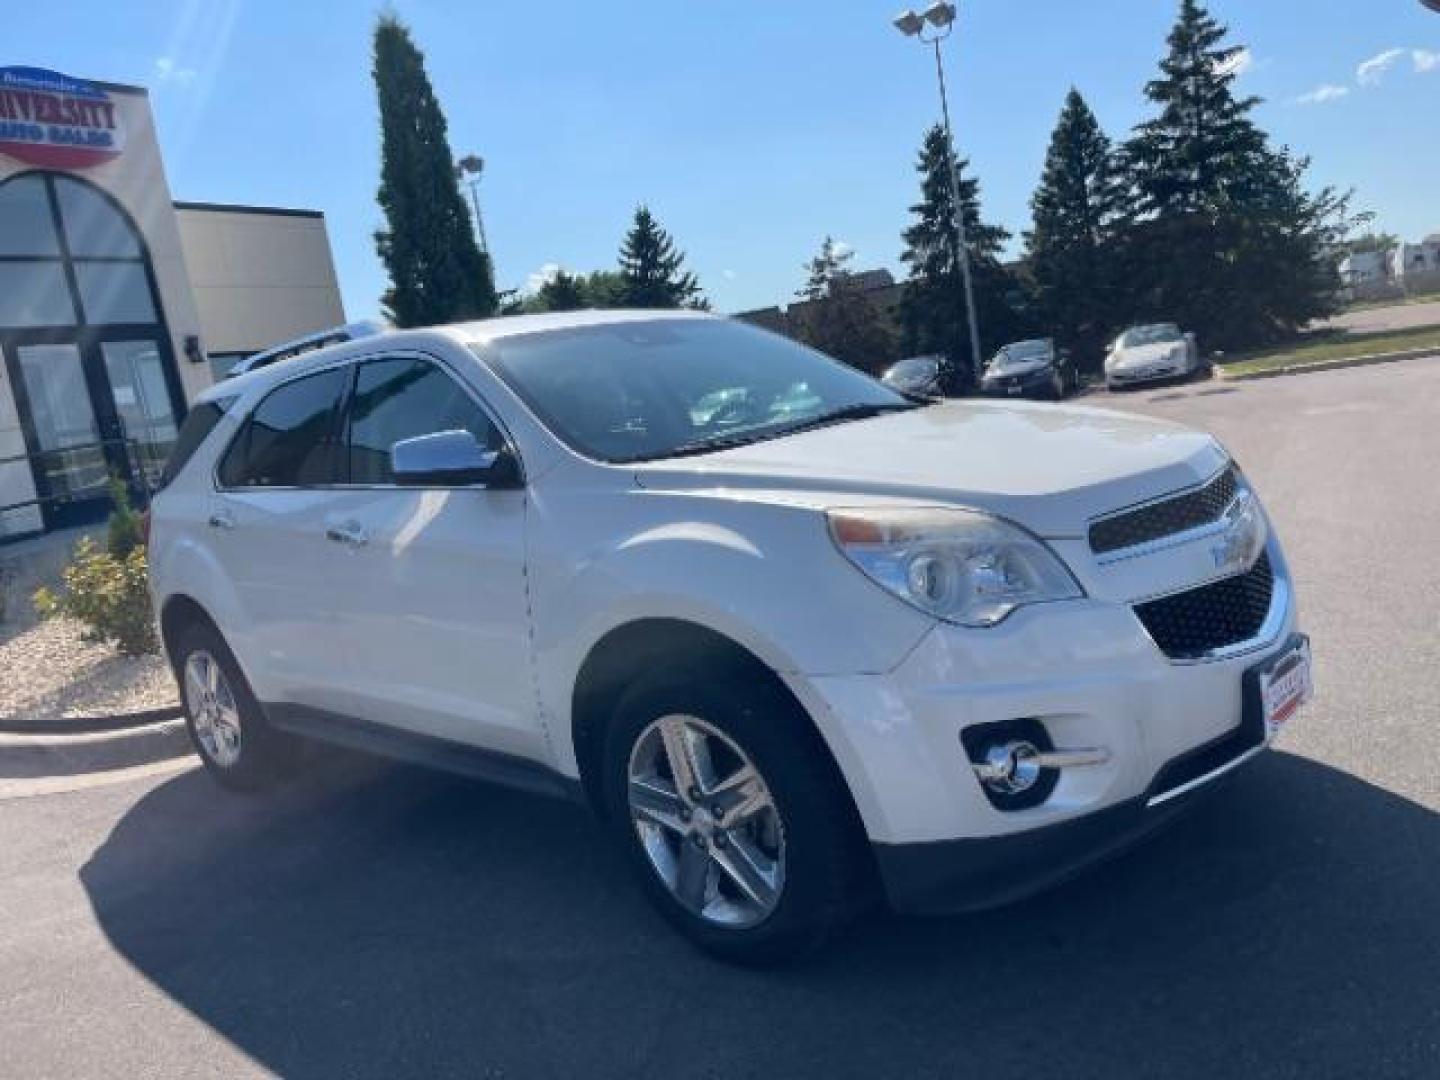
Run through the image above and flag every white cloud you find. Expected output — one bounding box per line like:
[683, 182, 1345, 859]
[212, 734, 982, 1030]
[1214, 48, 1253, 78]
[830, 240, 854, 259]
[153, 56, 198, 85]
[524, 262, 563, 294]
[1357, 47, 1406, 85]
[1295, 84, 1351, 106]
[722, 269, 738, 281]
[1414, 49, 1440, 74]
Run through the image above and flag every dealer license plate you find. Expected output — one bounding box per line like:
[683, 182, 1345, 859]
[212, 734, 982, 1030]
[1258, 636, 1312, 738]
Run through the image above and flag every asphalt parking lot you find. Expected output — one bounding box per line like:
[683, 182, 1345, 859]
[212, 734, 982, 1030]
[2, 358, 1437, 1079]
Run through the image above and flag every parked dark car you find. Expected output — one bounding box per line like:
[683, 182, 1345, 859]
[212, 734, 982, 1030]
[881, 354, 948, 397]
[980, 339, 1077, 400]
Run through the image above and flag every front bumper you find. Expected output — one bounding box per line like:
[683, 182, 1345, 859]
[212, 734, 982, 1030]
[793, 536, 1303, 912]
[1107, 360, 1186, 385]
[981, 366, 1055, 397]
[871, 635, 1290, 915]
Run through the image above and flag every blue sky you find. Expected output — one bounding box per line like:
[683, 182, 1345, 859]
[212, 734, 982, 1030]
[9, 1, 1439, 319]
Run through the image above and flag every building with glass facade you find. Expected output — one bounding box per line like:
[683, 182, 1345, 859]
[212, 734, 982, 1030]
[1, 67, 344, 540]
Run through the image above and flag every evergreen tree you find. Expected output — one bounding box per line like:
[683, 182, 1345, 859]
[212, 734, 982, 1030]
[1119, 0, 1363, 346]
[616, 205, 705, 309]
[372, 15, 496, 327]
[899, 125, 1019, 392]
[792, 237, 896, 373]
[1025, 89, 1125, 370]
[579, 270, 626, 309]
[536, 270, 586, 312]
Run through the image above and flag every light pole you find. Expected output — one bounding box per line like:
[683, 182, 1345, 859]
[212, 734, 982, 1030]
[893, 2, 984, 387]
[455, 154, 490, 255]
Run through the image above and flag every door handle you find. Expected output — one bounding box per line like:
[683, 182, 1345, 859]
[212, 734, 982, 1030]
[207, 509, 236, 530]
[325, 520, 368, 547]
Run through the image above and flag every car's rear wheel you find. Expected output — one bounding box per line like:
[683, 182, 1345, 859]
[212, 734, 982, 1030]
[176, 621, 294, 792]
[603, 670, 867, 965]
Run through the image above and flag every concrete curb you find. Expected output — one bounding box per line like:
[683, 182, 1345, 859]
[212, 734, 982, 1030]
[0, 704, 183, 736]
[1220, 346, 1438, 382]
[0, 717, 190, 781]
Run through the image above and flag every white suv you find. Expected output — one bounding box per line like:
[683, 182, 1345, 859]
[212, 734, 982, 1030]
[148, 310, 1312, 964]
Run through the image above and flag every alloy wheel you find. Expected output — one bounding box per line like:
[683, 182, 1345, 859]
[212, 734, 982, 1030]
[184, 650, 243, 769]
[626, 714, 786, 928]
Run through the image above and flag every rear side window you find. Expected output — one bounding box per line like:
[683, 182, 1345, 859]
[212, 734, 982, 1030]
[348, 357, 504, 484]
[158, 397, 232, 489]
[219, 367, 348, 488]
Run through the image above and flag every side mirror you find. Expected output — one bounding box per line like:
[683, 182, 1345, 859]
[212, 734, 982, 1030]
[391, 430, 521, 488]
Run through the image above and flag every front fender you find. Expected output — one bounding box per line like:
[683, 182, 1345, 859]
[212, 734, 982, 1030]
[527, 486, 934, 775]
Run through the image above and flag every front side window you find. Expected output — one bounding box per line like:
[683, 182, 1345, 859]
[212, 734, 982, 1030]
[481, 319, 911, 463]
[347, 356, 503, 484]
[219, 367, 347, 488]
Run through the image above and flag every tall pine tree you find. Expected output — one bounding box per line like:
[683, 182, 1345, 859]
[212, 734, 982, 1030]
[1120, 0, 1361, 346]
[899, 125, 1019, 391]
[616, 206, 705, 309]
[373, 15, 496, 327]
[792, 237, 896, 373]
[1025, 89, 1124, 370]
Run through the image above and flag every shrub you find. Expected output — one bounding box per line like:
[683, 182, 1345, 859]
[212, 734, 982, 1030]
[106, 475, 143, 558]
[34, 538, 158, 657]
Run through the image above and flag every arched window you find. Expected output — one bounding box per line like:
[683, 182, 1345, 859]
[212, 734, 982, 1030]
[0, 172, 181, 533]
[0, 172, 157, 329]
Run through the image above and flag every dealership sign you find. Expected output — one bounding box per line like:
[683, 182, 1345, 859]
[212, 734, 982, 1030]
[0, 67, 124, 169]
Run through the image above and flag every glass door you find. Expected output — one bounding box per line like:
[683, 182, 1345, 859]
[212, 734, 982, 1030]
[5, 341, 113, 528]
[99, 339, 181, 490]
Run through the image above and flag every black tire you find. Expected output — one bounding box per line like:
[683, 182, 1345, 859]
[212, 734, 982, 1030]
[601, 667, 870, 966]
[174, 619, 295, 792]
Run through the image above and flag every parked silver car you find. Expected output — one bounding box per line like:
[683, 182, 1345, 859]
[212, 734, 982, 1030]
[1104, 324, 1210, 390]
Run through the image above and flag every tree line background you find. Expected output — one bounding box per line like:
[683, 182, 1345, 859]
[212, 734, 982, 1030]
[372, 0, 1366, 390]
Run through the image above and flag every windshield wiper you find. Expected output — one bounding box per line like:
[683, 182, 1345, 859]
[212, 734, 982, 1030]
[626, 402, 916, 463]
[768, 400, 918, 437]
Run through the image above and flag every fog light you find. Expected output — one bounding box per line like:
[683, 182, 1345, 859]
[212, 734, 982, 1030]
[961, 719, 1110, 812]
[975, 740, 1046, 794]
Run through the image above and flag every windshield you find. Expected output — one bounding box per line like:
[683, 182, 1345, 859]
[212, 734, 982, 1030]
[480, 318, 912, 463]
[992, 340, 1052, 369]
[885, 356, 938, 382]
[1119, 324, 1183, 348]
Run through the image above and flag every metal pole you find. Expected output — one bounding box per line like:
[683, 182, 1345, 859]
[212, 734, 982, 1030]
[931, 36, 984, 387]
[465, 177, 489, 255]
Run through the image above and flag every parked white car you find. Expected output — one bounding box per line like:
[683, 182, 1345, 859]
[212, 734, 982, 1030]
[1105, 323, 1208, 389]
[148, 310, 1311, 964]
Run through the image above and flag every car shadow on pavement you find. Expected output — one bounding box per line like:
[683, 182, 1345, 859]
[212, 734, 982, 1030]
[80, 750, 1437, 1079]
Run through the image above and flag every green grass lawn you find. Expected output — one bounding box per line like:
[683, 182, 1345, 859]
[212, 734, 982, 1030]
[1342, 291, 1440, 314]
[1224, 325, 1440, 376]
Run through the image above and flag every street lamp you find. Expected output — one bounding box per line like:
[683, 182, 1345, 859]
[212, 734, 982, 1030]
[455, 154, 490, 254]
[893, 1, 984, 387]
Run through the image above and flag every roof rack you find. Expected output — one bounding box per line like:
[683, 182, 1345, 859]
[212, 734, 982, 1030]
[223, 321, 387, 379]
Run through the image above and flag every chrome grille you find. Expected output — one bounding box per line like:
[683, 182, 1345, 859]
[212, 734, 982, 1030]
[1133, 551, 1274, 660]
[1089, 465, 1238, 555]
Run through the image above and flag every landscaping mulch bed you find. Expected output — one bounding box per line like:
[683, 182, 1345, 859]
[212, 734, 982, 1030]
[0, 611, 177, 730]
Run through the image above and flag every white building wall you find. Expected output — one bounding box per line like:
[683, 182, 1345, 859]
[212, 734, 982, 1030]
[175, 205, 346, 366]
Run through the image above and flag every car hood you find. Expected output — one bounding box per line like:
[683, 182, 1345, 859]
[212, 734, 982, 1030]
[631, 400, 1226, 538]
[1111, 342, 1183, 368]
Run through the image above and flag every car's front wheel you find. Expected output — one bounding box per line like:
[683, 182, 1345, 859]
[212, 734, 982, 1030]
[175, 620, 294, 792]
[603, 670, 867, 965]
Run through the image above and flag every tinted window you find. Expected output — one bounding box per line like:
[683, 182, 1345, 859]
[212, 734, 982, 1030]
[219, 368, 347, 487]
[348, 357, 503, 484]
[159, 398, 233, 489]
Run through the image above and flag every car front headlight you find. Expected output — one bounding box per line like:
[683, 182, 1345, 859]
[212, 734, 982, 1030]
[827, 507, 1084, 626]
